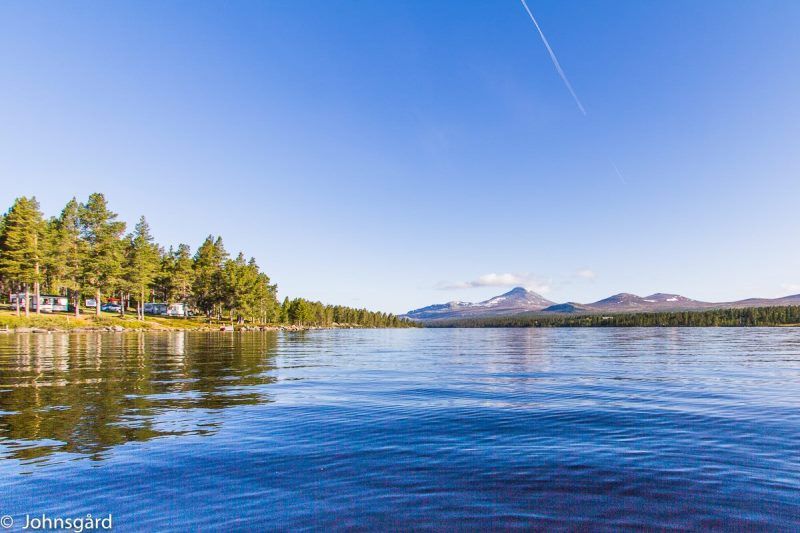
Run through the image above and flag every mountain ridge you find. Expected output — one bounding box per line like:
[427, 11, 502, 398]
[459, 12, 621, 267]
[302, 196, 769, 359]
[402, 287, 554, 320]
[403, 287, 800, 321]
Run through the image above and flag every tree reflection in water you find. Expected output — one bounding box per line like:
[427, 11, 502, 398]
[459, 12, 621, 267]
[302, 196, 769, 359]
[0, 332, 278, 463]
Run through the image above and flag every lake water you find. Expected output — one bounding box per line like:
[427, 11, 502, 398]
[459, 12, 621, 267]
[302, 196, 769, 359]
[1, 328, 799, 530]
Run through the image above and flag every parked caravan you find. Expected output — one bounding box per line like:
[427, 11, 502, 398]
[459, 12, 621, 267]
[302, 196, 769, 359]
[8, 294, 69, 312]
[144, 302, 168, 316]
[166, 303, 186, 317]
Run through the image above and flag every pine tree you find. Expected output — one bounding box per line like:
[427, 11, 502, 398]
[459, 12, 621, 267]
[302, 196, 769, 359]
[124, 216, 161, 320]
[80, 193, 126, 317]
[253, 264, 278, 324]
[0, 197, 47, 316]
[287, 298, 314, 326]
[193, 235, 228, 318]
[170, 244, 194, 313]
[221, 253, 247, 323]
[279, 296, 290, 323]
[219, 254, 278, 323]
[47, 198, 85, 316]
[151, 247, 172, 303]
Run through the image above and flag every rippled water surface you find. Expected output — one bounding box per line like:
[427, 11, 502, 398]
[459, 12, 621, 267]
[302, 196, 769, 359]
[1, 329, 799, 530]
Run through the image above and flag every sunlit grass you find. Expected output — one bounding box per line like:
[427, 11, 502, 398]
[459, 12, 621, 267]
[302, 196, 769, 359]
[0, 308, 210, 330]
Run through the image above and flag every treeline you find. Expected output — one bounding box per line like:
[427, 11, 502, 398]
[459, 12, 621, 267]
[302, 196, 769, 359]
[427, 306, 800, 328]
[0, 194, 411, 327]
[278, 298, 408, 328]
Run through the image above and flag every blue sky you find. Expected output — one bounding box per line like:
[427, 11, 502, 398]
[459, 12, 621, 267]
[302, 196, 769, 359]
[1, 1, 799, 313]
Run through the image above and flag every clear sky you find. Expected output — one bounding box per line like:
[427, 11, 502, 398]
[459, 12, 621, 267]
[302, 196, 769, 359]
[1, 1, 799, 314]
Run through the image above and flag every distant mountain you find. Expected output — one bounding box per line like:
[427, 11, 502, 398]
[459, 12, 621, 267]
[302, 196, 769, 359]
[588, 293, 650, 310]
[476, 287, 554, 309]
[721, 294, 800, 308]
[402, 287, 554, 320]
[585, 292, 712, 312]
[398, 301, 473, 320]
[643, 293, 697, 304]
[542, 302, 592, 313]
[404, 288, 800, 321]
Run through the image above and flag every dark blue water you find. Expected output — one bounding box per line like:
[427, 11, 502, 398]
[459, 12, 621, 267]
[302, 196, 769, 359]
[1, 329, 799, 530]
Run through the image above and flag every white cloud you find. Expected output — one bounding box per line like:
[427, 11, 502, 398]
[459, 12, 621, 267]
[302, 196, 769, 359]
[782, 283, 800, 293]
[575, 269, 596, 280]
[436, 273, 551, 293]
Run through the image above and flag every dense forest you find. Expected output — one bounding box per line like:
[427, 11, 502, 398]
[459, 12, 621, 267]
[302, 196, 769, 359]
[0, 194, 411, 327]
[428, 306, 800, 328]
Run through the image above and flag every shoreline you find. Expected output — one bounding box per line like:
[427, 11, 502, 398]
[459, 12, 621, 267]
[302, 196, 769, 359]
[0, 306, 414, 333]
[0, 314, 369, 334]
[0, 324, 362, 334]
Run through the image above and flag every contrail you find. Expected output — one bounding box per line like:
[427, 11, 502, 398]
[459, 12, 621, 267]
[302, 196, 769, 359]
[518, 0, 586, 115]
[610, 158, 627, 184]
[517, 1, 629, 183]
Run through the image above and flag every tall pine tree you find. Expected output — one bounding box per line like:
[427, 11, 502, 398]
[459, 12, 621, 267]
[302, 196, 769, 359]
[193, 235, 228, 317]
[80, 193, 125, 317]
[47, 198, 85, 316]
[124, 216, 160, 320]
[0, 197, 47, 316]
[168, 244, 195, 315]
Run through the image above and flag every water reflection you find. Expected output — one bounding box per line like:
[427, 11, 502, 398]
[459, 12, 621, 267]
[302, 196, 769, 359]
[0, 332, 278, 463]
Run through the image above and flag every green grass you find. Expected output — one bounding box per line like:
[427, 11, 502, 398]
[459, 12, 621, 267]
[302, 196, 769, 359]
[0, 308, 213, 331]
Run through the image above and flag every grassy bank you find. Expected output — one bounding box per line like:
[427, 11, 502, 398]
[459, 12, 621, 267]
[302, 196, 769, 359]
[0, 308, 388, 332]
[0, 309, 213, 331]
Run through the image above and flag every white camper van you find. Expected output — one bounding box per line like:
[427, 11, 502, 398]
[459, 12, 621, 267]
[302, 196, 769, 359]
[166, 303, 186, 317]
[9, 294, 69, 312]
[144, 302, 168, 316]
